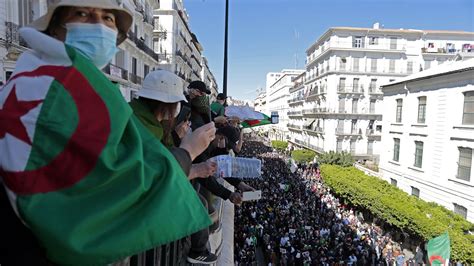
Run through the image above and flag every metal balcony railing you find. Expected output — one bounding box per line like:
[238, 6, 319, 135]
[335, 128, 362, 136]
[293, 139, 324, 153]
[287, 111, 303, 116]
[366, 129, 382, 136]
[287, 124, 302, 130]
[143, 13, 154, 26]
[337, 85, 364, 94]
[303, 107, 328, 115]
[129, 73, 143, 84]
[5, 21, 28, 48]
[288, 97, 305, 104]
[368, 86, 382, 94]
[305, 127, 325, 135]
[128, 31, 160, 61]
[130, 240, 187, 266]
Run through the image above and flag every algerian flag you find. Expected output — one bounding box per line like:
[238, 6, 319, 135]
[241, 117, 272, 128]
[241, 113, 272, 128]
[427, 231, 450, 265]
[0, 28, 211, 265]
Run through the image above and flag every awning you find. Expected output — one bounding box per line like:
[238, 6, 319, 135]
[304, 119, 315, 127]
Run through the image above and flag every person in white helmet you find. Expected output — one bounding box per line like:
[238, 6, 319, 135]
[131, 70, 219, 264]
[131, 69, 218, 181]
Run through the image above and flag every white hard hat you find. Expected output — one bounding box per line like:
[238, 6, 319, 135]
[137, 70, 187, 103]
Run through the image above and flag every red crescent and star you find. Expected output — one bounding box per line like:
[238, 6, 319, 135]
[0, 65, 110, 195]
[0, 85, 43, 145]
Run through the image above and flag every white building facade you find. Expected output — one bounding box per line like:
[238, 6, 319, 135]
[152, 0, 218, 96]
[299, 24, 474, 162]
[253, 91, 267, 114]
[108, 0, 160, 101]
[0, 0, 165, 102]
[0, 0, 218, 100]
[0, 0, 48, 83]
[286, 72, 309, 149]
[379, 59, 474, 222]
[266, 69, 305, 141]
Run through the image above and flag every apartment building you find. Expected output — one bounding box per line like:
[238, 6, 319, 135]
[300, 23, 474, 162]
[0, 0, 163, 102]
[286, 72, 309, 149]
[266, 69, 305, 141]
[152, 0, 218, 96]
[379, 59, 474, 222]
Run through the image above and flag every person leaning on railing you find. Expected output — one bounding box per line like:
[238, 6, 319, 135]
[0, 0, 215, 265]
[130, 71, 221, 264]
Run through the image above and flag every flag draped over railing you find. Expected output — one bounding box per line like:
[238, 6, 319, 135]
[0, 27, 211, 265]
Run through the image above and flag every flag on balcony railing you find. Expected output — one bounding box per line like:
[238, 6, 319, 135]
[0, 27, 211, 265]
[241, 116, 272, 128]
[224, 105, 272, 128]
[427, 231, 450, 266]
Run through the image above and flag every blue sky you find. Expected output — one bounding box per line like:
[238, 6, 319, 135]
[184, 0, 474, 101]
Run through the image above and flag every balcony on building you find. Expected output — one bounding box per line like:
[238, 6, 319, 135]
[128, 30, 160, 62]
[5, 21, 28, 48]
[287, 123, 303, 132]
[306, 86, 326, 101]
[103, 64, 129, 81]
[304, 107, 382, 120]
[304, 125, 325, 136]
[335, 128, 362, 138]
[129, 72, 143, 85]
[292, 139, 324, 154]
[421, 43, 474, 55]
[288, 96, 305, 106]
[287, 110, 303, 118]
[368, 85, 384, 99]
[307, 37, 406, 67]
[337, 84, 365, 97]
[366, 128, 382, 140]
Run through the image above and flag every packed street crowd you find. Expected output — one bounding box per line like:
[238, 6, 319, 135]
[234, 140, 425, 266]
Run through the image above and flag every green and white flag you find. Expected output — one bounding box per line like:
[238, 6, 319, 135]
[0, 28, 211, 265]
[427, 231, 450, 266]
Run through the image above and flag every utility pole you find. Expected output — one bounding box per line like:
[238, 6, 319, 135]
[223, 0, 229, 98]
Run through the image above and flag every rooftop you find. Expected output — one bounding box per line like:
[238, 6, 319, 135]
[381, 58, 474, 88]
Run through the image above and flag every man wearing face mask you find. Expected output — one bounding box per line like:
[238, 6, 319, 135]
[0, 0, 215, 265]
[130, 70, 218, 180]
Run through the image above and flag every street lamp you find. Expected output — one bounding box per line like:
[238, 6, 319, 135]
[223, 0, 229, 98]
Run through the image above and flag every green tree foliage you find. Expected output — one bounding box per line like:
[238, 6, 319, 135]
[271, 140, 288, 152]
[291, 149, 316, 163]
[318, 151, 354, 167]
[320, 165, 474, 263]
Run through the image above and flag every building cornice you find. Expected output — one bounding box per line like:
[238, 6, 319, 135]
[381, 67, 474, 89]
[306, 26, 474, 54]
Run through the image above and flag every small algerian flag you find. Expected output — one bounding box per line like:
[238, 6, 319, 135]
[241, 113, 272, 128]
[427, 231, 450, 265]
[241, 118, 272, 128]
[0, 28, 211, 265]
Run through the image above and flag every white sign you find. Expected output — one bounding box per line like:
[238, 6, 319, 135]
[109, 64, 122, 78]
[242, 190, 262, 201]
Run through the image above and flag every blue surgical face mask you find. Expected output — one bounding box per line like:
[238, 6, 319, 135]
[64, 23, 119, 68]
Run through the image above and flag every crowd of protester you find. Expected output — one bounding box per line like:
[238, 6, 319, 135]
[234, 140, 425, 266]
